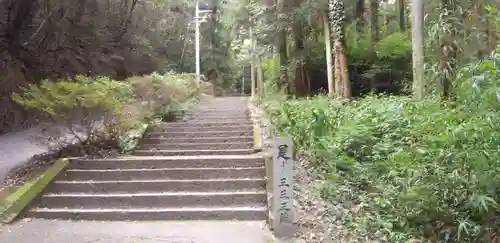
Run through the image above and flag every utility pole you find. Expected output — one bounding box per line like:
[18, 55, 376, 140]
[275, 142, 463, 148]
[195, 0, 201, 83]
[249, 26, 255, 98]
[194, 0, 211, 84]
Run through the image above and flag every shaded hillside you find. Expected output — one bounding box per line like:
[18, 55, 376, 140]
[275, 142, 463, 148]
[0, 0, 195, 134]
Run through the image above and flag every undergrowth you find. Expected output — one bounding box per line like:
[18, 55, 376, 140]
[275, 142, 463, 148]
[260, 49, 500, 242]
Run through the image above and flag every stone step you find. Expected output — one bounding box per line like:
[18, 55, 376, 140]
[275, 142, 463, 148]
[145, 130, 252, 138]
[146, 125, 253, 133]
[185, 110, 249, 115]
[138, 142, 253, 150]
[182, 118, 250, 123]
[133, 148, 256, 156]
[191, 107, 247, 110]
[57, 167, 265, 180]
[158, 121, 253, 128]
[37, 191, 267, 208]
[27, 206, 267, 221]
[69, 156, 264, 169]
[180, 118, 251, 124]
[141, 136, 252, 144]
[188, 110, 248, 114]
[25, 97, 268, 222]
[185, 113, 249, 118]
[48, 178, 266, 193]
[193, 105, 247, 108]
[183, 114, 250, 119]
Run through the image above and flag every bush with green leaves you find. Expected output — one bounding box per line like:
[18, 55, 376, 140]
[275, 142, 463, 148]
[13, 73, 206, 154]
[145, 71, 209, 113]
[12, 75, 139, 153]
[261, 49, 500, 242]
[13, 76, 133, 118]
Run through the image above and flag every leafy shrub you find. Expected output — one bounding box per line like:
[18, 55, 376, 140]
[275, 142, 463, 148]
[13, 75, 137, 153]
[13, 72, 206, 154]
[375, 32, 411, 59]
[261, 50, 500, 242]
[345, 26, 373, 62]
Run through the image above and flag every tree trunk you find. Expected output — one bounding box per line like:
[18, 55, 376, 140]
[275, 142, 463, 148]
[329, 0, 351, 99]
[292, 19, 309, 97]
[336, 40, 351, 98]
[398, 0, 405, 31]
[257, 58, 264, 95]
[411, 0, 425, 100]
[440, 0, 457, 100]
[323, 12, 335, 96]
[355, 0, 365, 34]
[276, 0, 289, 95]
[369, 0, 379, 53]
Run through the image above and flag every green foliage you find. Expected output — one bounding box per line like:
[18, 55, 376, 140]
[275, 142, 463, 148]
[13, 76, 133, 118]
[261, 50, 500, 242]
[375, 32, 411, 59]
[456, 49, 500, 110]
[261, 55, 281, 96]
[486, 4, 500, 31]
[345, 26, 372, 62]
[13, 73, 204, 153]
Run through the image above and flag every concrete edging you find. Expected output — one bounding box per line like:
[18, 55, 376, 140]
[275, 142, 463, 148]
[0, 158, 69, 223]
[247, 101, 263, 152]
[247, 99, 275, 229]
[263, 153, 275, 229]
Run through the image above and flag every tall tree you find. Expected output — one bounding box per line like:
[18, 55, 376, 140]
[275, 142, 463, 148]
[411, 0, 425, 100]
[355, 0, 365, 34]
[439, 0, 457, 100]
[369, 0, 380, 53]
[398, 0, 405, 31]
[329, 0, 351, 98]
[292, 19, 309, 97]
[276, 0, 290, 94]
[323, 11, 335, 96]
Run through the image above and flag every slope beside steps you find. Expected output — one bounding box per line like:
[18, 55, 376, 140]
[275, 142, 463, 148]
[26, 97, 267, 221]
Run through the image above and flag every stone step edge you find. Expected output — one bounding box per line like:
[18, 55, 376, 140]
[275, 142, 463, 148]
[142, 136, 253, 141]
[156, 124, 253, 127]
[54, 178, 266, 184]
[139, 141, 254, 146]
[146, 131, 252, 135]
[42, 190, 266, 197]
[30, 206, 267, 213]
[70, 154, 263, 161]
[133, 148, 257, 153]
[65, 166, 265, 172]
[182, 117, 250, 119]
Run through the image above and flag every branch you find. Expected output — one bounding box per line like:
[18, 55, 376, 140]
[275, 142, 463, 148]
[23, 10, 56, 46]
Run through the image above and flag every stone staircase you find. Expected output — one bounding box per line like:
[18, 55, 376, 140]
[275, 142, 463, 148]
[26, 97, 267, 221]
